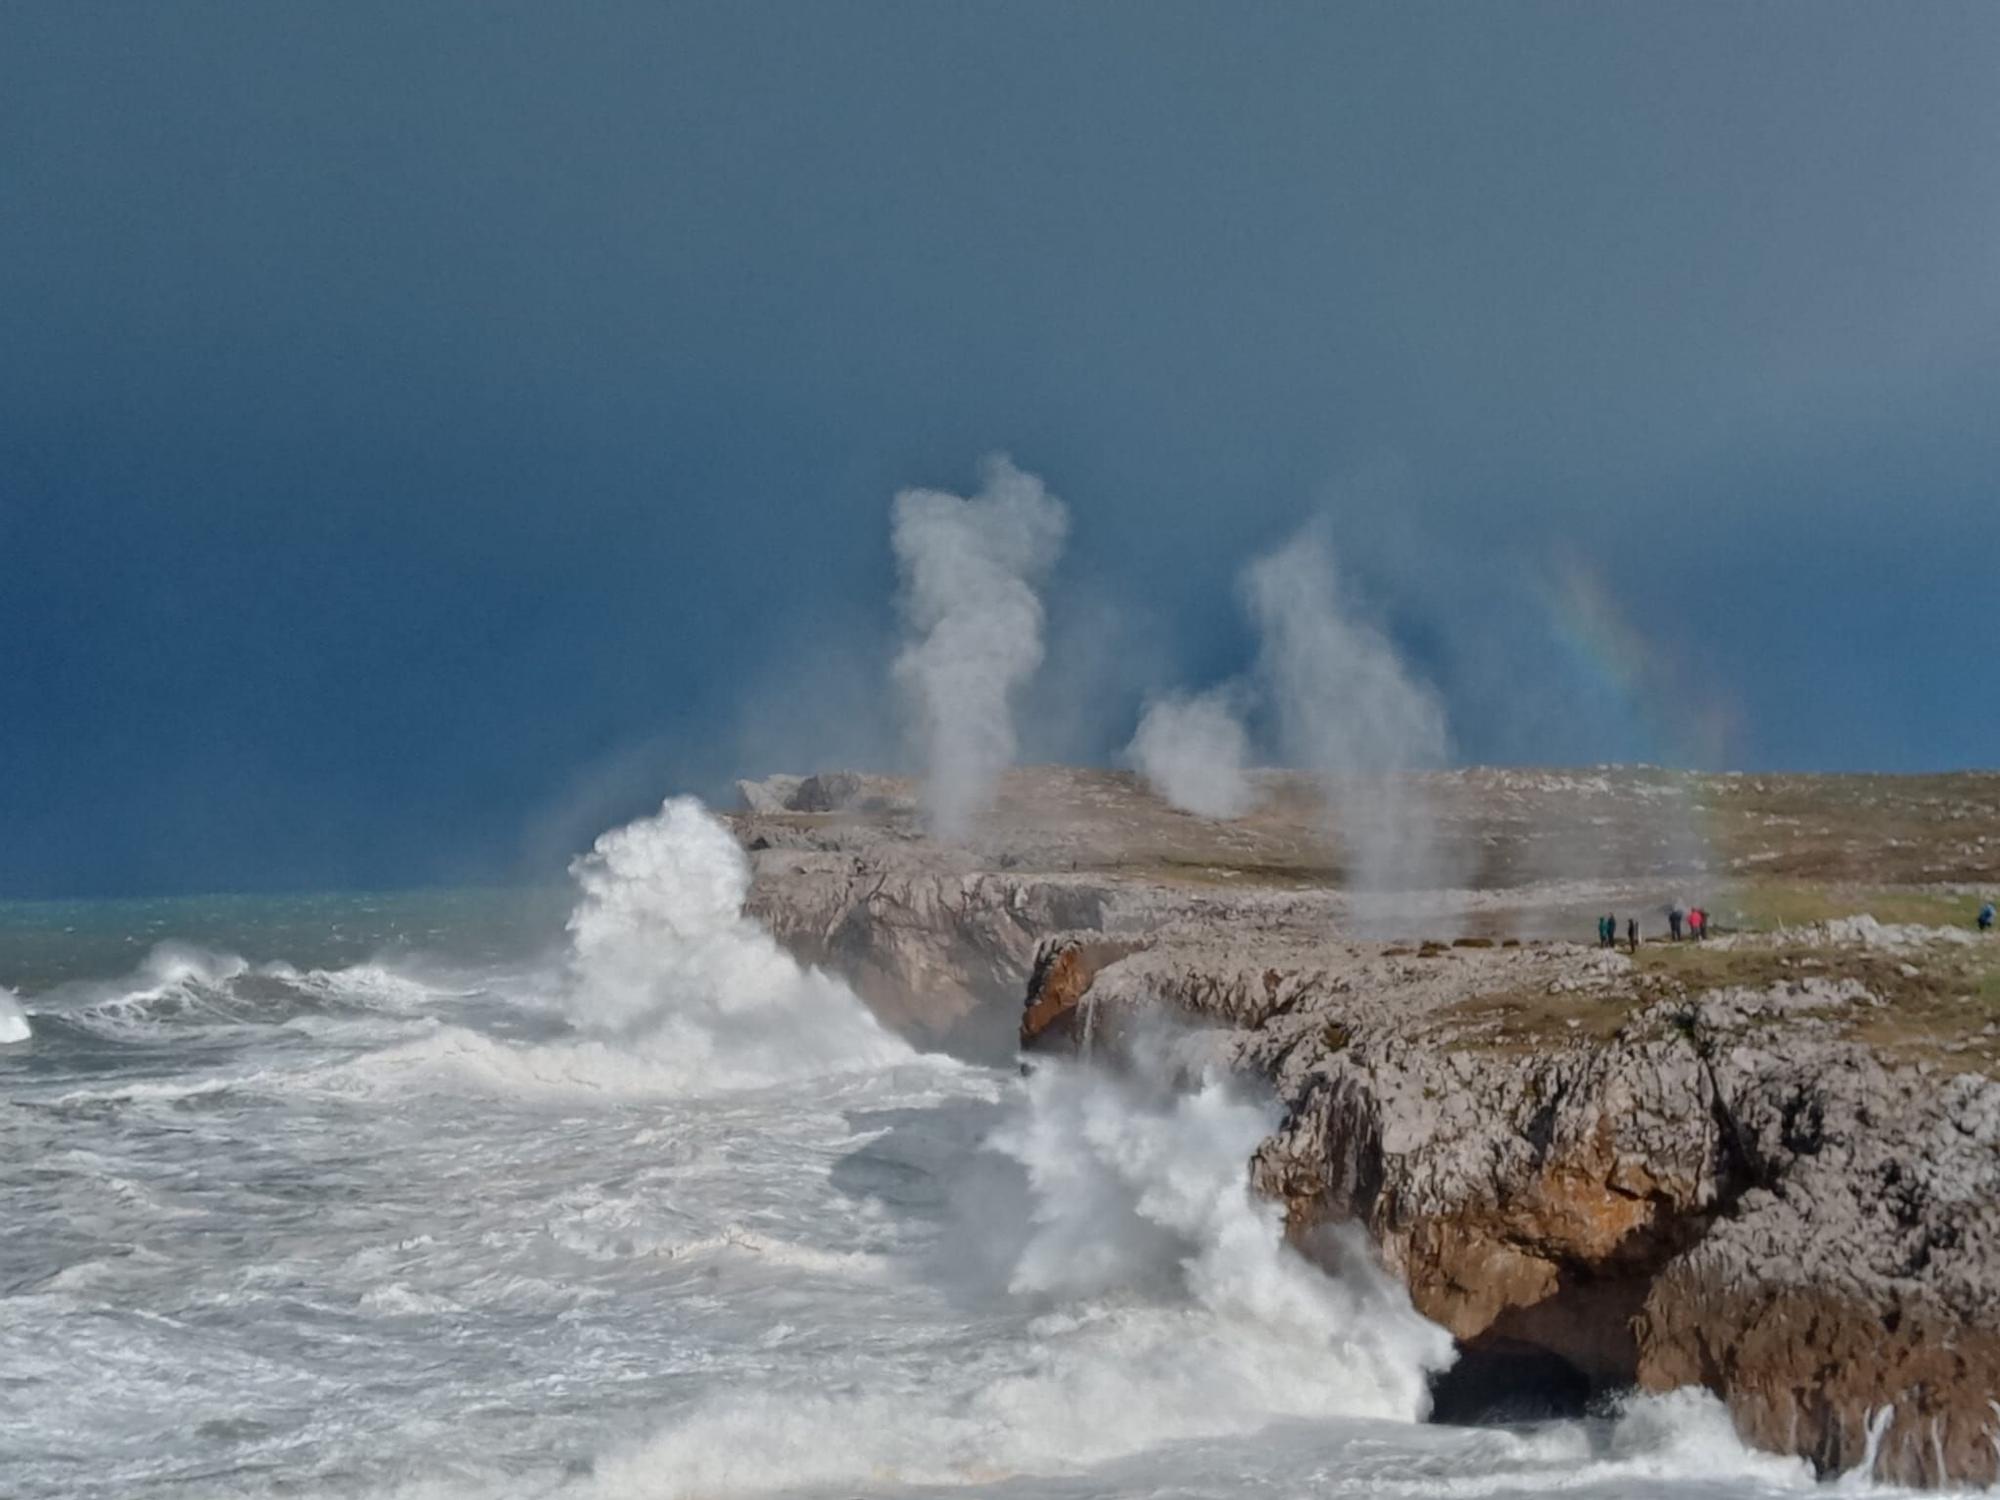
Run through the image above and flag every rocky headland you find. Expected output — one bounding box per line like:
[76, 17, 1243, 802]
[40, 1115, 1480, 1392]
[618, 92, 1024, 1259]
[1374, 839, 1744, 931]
[731, 765, 2000, 1485]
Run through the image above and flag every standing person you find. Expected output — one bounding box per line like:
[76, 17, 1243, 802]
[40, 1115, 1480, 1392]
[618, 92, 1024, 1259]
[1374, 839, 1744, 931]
[1691, 907, 1706, 941]
[1669, 905, 1684, 942]
[1627, 916, 1639, 953]
[1596, 915, 1609, 948]
[1980, 901, 1994, 933]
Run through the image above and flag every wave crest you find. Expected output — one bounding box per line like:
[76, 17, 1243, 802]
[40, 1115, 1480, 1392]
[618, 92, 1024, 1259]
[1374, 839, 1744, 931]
[0, 985, 30, 1045]
[334, 798, 911, 1101]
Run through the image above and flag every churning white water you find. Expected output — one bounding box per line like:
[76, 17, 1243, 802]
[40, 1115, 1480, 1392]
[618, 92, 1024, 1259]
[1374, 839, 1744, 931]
[0, 801, 1884, 1499]
[0, 983, 30, 1045]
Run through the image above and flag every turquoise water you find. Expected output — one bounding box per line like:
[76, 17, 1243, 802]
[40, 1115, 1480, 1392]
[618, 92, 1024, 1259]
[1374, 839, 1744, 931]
[0, 886, 571, 993]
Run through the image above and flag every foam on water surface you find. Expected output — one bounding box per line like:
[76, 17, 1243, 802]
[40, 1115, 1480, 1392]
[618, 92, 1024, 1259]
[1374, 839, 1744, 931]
[0, 983, 30, 1044]
[0, 800, 1919, 1500]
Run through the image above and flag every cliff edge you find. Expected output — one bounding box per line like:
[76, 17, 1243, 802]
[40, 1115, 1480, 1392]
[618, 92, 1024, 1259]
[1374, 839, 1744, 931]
[733, 765, 2000, 1483]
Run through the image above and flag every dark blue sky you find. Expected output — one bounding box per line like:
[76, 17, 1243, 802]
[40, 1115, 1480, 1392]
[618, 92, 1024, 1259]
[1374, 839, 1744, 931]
[4, 3, 1996, 896]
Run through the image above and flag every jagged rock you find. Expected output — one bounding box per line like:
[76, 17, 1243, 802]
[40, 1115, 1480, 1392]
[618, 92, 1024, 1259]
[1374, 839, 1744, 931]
[1019, 933, 2000, 1487]
[735, 774, 804, 814]
[736, 845, 1129, 1055]
[733, 764, 2000, 1484]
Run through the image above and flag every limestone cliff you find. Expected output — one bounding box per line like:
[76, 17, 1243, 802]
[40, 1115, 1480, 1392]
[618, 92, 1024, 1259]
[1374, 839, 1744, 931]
[1019, 930, 2000, 1487]
[733, 766, 2000, 1484]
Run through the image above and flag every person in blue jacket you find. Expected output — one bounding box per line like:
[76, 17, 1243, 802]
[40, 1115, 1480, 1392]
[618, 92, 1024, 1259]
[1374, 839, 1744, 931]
[1980, 900, 1995, 933]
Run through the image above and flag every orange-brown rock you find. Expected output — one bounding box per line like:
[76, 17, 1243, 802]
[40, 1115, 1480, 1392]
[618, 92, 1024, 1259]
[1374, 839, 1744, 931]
[1019, 937, 1147, 1050]
[1024, 932, 2000, 1486]
[1638, 1279, 2000, 1487]
[731, 766, 2000, 1485]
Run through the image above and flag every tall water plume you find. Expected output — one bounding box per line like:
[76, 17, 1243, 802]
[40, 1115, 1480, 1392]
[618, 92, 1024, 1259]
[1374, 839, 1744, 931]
[891, 455, 1068, 837]
[559, 796, 911, 1088]
[1241, 522, 1452, 893]
[1127, 687, 1255, 819]
[993, 1043, 1455, 1422]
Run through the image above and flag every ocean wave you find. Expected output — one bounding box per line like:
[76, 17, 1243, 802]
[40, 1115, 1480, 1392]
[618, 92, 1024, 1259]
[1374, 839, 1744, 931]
[316, 1022, 944, 1105]
[313, 799, 919, 1104]
[31, 943, 478, 1043]
[0, 984, 30, 1045]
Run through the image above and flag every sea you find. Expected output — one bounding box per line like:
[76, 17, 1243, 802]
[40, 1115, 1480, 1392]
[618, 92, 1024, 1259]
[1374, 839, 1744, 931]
[0, 797, 1894, 1500]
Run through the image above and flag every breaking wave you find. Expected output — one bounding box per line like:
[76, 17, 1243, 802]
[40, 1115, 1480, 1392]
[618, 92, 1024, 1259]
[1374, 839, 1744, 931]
[45, 943, 254, 1038]
[31, 942, 469, 1045]
[577, 1045, 1455, 1498]
[0, 984, 29, 1045]
[2, 807, 1877, 1500]
[332, 798, 913, 1101]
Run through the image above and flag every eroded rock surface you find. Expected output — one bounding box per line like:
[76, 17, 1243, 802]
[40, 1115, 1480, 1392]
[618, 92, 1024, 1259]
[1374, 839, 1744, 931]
[1021, 930, 2000, 1486]
[732, 765, 2000, 1483]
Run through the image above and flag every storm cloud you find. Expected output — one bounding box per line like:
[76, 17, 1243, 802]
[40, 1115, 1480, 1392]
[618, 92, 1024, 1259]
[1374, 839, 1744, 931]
[2, 4, 1995, 894]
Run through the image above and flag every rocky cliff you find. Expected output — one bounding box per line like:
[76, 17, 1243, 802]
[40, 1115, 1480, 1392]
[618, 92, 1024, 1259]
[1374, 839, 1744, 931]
[733, 766, 2000, 1484]
[1019, 926, 2000, 1486]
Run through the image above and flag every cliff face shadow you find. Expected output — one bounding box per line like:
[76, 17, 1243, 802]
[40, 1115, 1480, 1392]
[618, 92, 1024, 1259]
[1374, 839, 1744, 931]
[1426, 1336, 1598, 1426]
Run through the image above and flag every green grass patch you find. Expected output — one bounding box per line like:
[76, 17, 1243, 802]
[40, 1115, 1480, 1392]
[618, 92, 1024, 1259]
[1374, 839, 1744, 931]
[1726, 881, 1976, 932]
[1428, 981, 1642, 1052]
[1637, 934, 2000, 1075]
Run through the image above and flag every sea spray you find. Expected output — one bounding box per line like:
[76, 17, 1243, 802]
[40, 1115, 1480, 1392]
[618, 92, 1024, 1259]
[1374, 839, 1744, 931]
[10, 886, 1852, 1500]
[0, 985, 29, 1046]
[592, 1040, 1454, 1497]
[560, 796, 913, 1086]
[991, 1044, 1455, 1416]
[36, 944, 259, 1039]
[891, 456, 1069, 837]
[1127, 687, 1255, 819]
[1242, 521, 1454, 894]
[344, 797, 911, 1099]
[1603, 1388, 1816, 1486]
[1122, 520, 1455, 886]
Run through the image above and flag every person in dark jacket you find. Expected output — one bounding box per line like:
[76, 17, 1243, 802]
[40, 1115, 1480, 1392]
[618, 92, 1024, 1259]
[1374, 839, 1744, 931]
[1980, 901, 1995, 933]
[1668, 906, 1684, 942]
[1627, 916, 1639, 953]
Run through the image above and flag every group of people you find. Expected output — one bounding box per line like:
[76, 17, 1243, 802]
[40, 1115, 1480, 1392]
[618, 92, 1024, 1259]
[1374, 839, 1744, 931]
[1597, 904, 1707, 952]
[1592, 900, 1984, 944]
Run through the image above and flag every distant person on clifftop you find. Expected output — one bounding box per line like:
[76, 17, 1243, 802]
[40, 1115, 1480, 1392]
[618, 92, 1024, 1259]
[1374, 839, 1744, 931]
[1668, 906, 1684, 941]
[1981, 901, 1994, 933]
[1627, 917, 1639, 953]
[1690, 907, 1707, 941]
[1598, 914, 1614, 949]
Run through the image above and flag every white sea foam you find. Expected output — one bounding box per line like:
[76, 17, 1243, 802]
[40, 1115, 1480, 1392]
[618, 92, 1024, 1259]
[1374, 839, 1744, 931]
[28, 943, 464, 1048]
[286, 960, 479, 1011]
[3, 859, 1907, 1500]
[577, 1046, 1455, 1499]
[330, 797, 911, 1101]
[994, 1050, 1455, 1423]
[44, 942, 253, 1037]
[0, 984, 29, 1045]
[1602, 1388, 1816, 1485]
